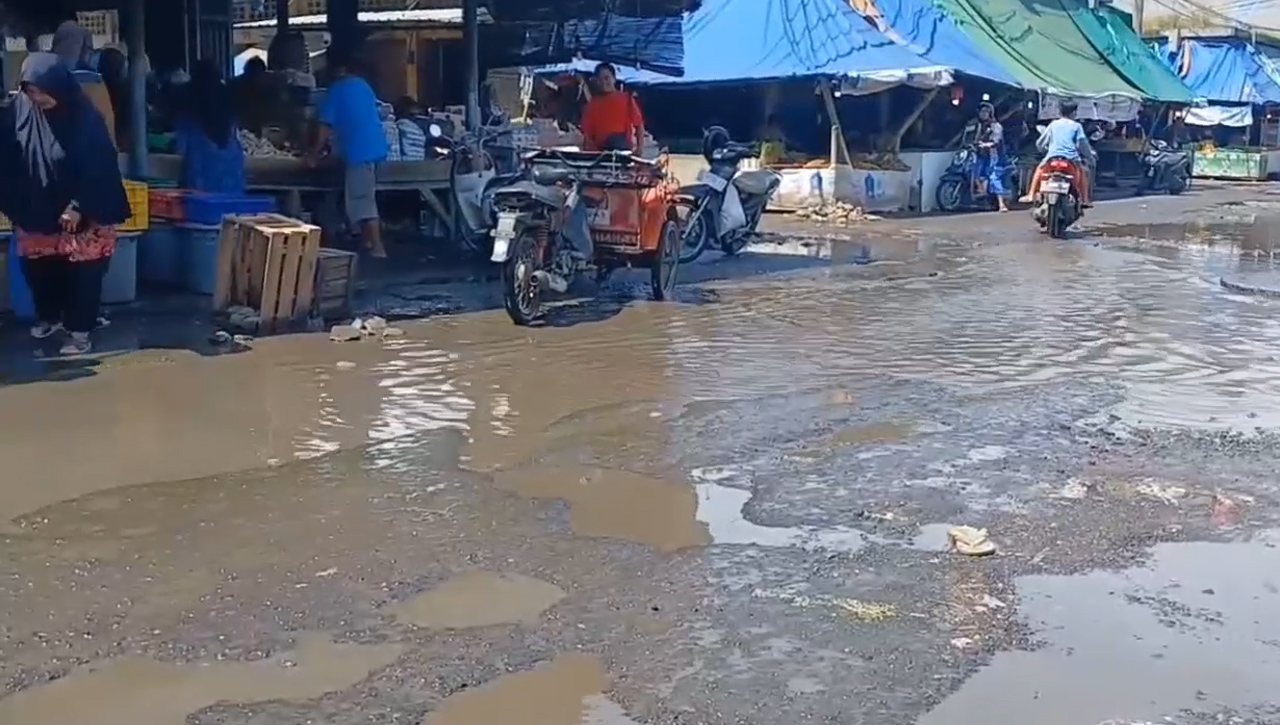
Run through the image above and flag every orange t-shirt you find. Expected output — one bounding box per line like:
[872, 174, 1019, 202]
[580, 91, 643, 150]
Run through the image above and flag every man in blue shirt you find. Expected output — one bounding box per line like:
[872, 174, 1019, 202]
[1021, 100, 1095, 207]
[309, 50, 389, 257]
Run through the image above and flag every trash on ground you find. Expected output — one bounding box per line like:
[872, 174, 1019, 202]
[950, 637, 975, 649]
[977, 594, 1007, 610]
[1055, 480, 1092, 500]
[948, 526, 997, 556]
[329, 324, 363, 342]
[336, 361, 357, 370]
[832, 598, 897, 622]
[1134, 481, 1189, 505]
[1211, 492, 1242, 528]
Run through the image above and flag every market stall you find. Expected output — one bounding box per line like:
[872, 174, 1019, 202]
[1153, 34, 1280, 181]
[531, 0, 979, 215]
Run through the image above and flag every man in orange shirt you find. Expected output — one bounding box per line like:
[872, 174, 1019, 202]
[580, 63, 645, 152]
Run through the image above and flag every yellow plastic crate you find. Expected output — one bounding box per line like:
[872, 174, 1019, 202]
[120, 180, 150, 232]
[0, 182, 145, 232]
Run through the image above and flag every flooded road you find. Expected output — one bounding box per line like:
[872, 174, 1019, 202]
[4, 184, 1280, 724]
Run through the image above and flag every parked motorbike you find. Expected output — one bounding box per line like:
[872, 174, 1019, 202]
[1136, 138, 1190, 196]
[935, 122, 1019, 213]
[676, 126, 781, 263]
[487, 149, 681, 326]
[1031, 157, 1084, 238]
[427, 123, 520, 258]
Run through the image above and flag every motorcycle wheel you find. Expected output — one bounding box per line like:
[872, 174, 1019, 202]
[936, 179, 964, 212]
[1167, 175, 1187, 195]
[651, 216, 681, 301]
[1047, 203, 1068, 239]
[502, 231, 543, 326]
[673, 198, 710, 264]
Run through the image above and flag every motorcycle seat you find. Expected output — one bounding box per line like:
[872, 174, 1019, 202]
[491, 180, 567, 208]
[530, 166, 572, 186]
[733, 169, 778, 196]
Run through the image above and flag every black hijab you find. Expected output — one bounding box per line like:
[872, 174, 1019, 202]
[185, 59, 235, 147]
[0, 53, 130, 234]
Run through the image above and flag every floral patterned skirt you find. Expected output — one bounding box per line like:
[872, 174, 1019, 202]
[16, 225, 117, 263]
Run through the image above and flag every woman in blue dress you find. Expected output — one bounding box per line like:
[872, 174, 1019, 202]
[176, 60, 246, 194]
[974, 102, 1011, 213]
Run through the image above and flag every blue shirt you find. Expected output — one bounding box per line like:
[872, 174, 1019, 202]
[1040, 118, 1086, 162]
[318, 76, 388, 165]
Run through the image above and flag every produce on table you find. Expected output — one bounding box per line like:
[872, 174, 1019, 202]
[237, 128, 297, 158]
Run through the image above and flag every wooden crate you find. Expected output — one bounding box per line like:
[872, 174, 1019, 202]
[314, 248, 358, 320]
[213, 214, 323, 335]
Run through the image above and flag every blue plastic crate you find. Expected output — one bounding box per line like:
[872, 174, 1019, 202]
[184, 193, 277, 225]
[177, 222, 224, 295]
[139, 221, 184, 288]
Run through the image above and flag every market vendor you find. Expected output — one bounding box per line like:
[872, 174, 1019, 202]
[307, 49, 388, 258]
[175, 59, 246, 194]
[974, 102, 1011, 213]
[580, 62, 644, 152]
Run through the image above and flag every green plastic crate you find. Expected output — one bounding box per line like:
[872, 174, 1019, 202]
[1193, 149, 1267, 180]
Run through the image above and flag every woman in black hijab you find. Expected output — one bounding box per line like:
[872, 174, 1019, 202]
[176, 58, 246, 193]
[0, 53, 130, 355]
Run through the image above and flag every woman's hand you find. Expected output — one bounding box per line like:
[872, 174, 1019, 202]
[60, 206, 82, 232]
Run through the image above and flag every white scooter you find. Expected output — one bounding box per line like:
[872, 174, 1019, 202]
[674, 126, 781, 263]
[427, 123, 520, 258]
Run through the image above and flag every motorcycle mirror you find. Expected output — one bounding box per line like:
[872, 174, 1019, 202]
[428, 123, 444, 138]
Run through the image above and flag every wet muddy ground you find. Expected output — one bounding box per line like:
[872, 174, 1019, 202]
[4, 183, 1280, 724]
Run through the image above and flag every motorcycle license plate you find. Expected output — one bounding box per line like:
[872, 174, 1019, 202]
[697, 170, 729, 192]
[1043, 179, 1070, 193]
[490, 214, 517, 262]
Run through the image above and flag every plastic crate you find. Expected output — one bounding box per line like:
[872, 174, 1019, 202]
[120, 180, 150, 232]
[102, 233, 139, 304]
[149, 189, 189, 221]
[139, 222, 184, 287]
[178, 222, 224, 295]
[184, 193, 278, 225]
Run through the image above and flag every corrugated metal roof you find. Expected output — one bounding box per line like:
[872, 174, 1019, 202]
[234, 8, 491, 29]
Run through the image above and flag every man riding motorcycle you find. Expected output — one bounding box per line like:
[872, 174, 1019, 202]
[1019, 100, 1095, 207]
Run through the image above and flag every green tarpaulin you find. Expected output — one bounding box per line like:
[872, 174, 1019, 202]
[1067, 5, 1194, 102]
[932, 0, 1172, 99]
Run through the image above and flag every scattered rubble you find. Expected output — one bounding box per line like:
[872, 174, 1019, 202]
[330, 316, 405, 342]
[793, 201, 882, 225]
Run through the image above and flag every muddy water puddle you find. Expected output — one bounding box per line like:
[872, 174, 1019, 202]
[423, 654, 639, 725]
[391, 571, 566, 629]
[919, 533, 1280, 725]
[0, 634, 402, 725]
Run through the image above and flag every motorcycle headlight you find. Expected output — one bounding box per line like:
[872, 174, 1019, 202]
[954, 149, 970, 165]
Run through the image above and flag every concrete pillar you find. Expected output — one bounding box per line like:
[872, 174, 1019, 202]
[463, 0, 480, 129]
[124, 0, 148, 178]
[327, 0, 359, 58]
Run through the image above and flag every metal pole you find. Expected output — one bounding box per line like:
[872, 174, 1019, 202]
[463, 0, 480, 130]
[276, 0, 289, 33]
[1133, 0, 1145, 35]
[126, 0, 148, 178]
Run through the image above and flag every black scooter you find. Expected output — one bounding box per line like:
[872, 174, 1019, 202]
[1136, 139, 1190, 196]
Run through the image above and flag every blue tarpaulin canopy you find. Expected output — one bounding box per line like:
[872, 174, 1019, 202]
[851, 0, 1021, 85]
[1155, 37, 1280, 105]
[539, 0, 951, 86]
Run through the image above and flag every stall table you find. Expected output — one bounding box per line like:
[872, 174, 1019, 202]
[139, 157, 460, 239]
